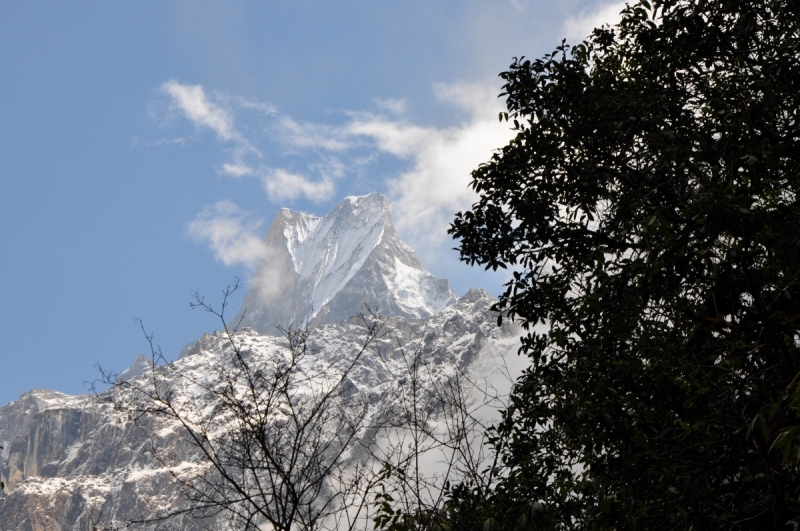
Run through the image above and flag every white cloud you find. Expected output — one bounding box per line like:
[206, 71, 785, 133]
[273, 116, 352, 152]
[228, 95, 277, 115]
[164, 79, 514, 266]
[162, 80, 238, 141]
[157, 80, 342, 204]
[563, 1, 626, 42]
[432, 80, 498, 117]
[146, 136, 190, 147]
[346, 81, 514, 252]
[261, 169, 335, 204]
[374, 98, 408, 116]
[186, 201, 266, 269]
[221, 162, 253, 177]
[247, 246, 290, 307]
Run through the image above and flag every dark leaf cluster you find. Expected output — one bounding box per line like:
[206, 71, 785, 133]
[450, 0, 800, 529]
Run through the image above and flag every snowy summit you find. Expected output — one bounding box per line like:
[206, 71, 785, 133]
[234, 193, 457, 334]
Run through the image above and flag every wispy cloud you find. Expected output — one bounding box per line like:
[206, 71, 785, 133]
[272, 116, 353, 152]
[563, 1, 626, 42]
[162, 80, 238, 141]
[221, 162, 254, 177]
[227, 95, 277, 115]
[146, 136, 192, 147]
[158, 78, 514, 266]
[161, 80, 262, 180]
[158, 82, 341, 203]
[261, 169, 335, 204]
[186, 201, 266, 269]
[373, 98, 408, 116]
[346, 81, 513, 251]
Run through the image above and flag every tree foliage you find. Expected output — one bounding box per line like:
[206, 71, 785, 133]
[450, 0, 800, 528]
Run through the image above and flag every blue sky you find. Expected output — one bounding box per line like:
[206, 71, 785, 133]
[0, 0, 624, 406]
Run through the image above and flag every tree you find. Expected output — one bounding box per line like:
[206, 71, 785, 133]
[102, 282, 388, 531]
[450, 0, 800, 529]
[370, 326, 510, 531]
[98, 281, 509, 531]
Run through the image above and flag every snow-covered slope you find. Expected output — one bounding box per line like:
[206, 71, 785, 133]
[235, 193, 457, 334]
[0, 291, 521, 530]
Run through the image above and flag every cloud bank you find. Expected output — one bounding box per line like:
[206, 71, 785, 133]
[186, 201, 266, 269]
[159, 79, 514, 267]
[563, 1, 626, 42]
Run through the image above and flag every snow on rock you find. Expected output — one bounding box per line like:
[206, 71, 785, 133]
[235, 193, 457, 334]
[0, 291, 521, 530]
[118, 354, 152, 382]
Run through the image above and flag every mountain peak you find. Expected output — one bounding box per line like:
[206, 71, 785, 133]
[234, 194, 457, 334]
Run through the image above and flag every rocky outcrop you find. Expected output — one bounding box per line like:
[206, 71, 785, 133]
[0, 395, 217, 530]
[0, 290, 520, 530]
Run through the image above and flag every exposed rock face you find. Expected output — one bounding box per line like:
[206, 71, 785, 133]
[0, 195, 520, 531]
[0, 390, 206, 530]
[0, 291, 520, 530]
[235, 193, 457, 334]
[0, 390, 78, 492]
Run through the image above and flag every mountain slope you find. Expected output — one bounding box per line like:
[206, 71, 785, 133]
[0, 291, 520, 530]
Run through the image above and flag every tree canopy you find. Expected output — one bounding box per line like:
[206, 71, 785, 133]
[450, 0, 800, 528]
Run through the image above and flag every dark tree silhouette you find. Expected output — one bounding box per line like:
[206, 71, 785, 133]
[451, 1, 800, 529]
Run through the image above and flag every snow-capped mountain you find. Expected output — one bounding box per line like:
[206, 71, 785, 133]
[235, 193, 457, 334]
[0, 195, 521, 531]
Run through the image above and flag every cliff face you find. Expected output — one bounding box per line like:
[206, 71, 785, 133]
[0, 390, 80, 493]
[0, 388, 215, 530]
[5, 407, 87, 490]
